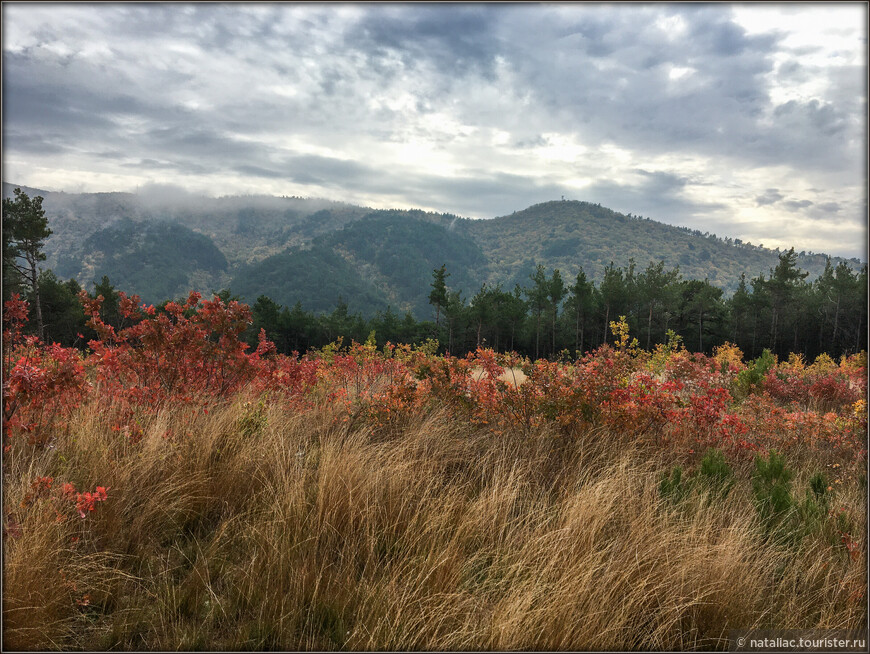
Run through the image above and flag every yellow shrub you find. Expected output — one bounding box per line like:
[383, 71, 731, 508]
[809, 352, 837, 375]
[713, 342, 745, 372]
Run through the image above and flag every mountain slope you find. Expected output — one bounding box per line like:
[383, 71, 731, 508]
[54, 217, 229, 304]
[229, 245, 393, 316]
[2, 182, 373, 271]
[3, 183, 864, 313]
[230, 210, 487, 316]
[314, 210, 487, 315]
[468, 200, 851, 295]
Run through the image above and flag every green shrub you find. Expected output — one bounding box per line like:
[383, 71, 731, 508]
[735, 349, 776, 399]
[659, 450, 734, 508]
[752, 451, 795, 535]
[237, 398, 268, 438]
[659, 465, 690, 503]
[797, 471, 830, 537]
[698, 448, 735, 499]
[808, 471, 828, 501]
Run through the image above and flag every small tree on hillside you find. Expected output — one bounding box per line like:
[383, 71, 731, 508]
[525, 264, 550, 360]
[429, 264, 449, 327]
[92, 275, 121, 331]
[765, 247, 809, 355]
[566, 267, 594, 355]
[3, 188, 52, 339]
[548, 268, 565, 354]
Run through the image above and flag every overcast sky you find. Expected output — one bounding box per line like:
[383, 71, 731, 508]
[2, 2, 867, 259]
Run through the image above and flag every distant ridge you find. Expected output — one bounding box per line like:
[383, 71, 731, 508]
[465, 199, 864, 296]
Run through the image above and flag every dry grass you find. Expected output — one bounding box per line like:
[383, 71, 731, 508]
[471, 366, 528, 386]
[3, 391, 865, 650]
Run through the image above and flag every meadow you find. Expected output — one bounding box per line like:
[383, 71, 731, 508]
[2, 291, 866, 650]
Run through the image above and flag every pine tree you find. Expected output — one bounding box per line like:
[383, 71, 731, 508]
[428, 264, 449, 327]
[566, 267, 594, 355]
[766, 247, 809, 356]
[548, 269, 565, 355]
[525, 264, 550, 360]
[3, 188, 52, 339]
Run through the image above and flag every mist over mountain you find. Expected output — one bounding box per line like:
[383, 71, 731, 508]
[3, 182, 863, 314]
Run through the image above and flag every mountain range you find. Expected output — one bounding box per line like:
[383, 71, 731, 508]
[3, 182, 864, 317]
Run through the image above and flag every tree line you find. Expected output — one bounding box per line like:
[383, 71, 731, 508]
[423, 254, 866, 361]
[4, 188, 866, 361]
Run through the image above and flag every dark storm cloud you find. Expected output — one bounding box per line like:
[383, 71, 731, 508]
[251, 155, 378, 189]
[3, 66, 118, 135]
[633, 170, 690, 193]
[234, 164, 286, 180]
[2, 47, 200, 163]
[3, 4, 858, 177]
[484, 4, 856, 174]
[3, 129, 70, 155]
[96, 150, 128, 160]
[686, 8, 763, 56]
[774, 99, 848, 136]
[142, 127, 261, 160]
[345, 5, 501, 77]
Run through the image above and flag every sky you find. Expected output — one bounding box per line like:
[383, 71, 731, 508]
[2, 2, 867, 260]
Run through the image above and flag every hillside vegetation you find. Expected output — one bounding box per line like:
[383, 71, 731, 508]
[230, 245, 393, 316]
[4, 183, 862, 316]
[55, 218, 228, 305]
[234, 211, 487, 316]
[468, 200, 846, 294]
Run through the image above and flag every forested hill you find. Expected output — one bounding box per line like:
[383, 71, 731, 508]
[2, 183, 376, 304]
[3, 182, 864, 313]
[231, 211, 486, 316]
[467, 201, 857, 295]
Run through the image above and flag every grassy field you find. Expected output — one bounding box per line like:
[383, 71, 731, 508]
[2, 296, 866, 650]
[4, 390, 866, 650]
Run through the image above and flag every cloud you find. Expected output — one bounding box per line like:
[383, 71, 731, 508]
[1, 3, 865, 260]
[346, 5, 501, 77]
[137, 182, 195, 201]
[755, 189, 784, 206]
[582, 169, 728, 230]
[782, 199, 814, 212]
